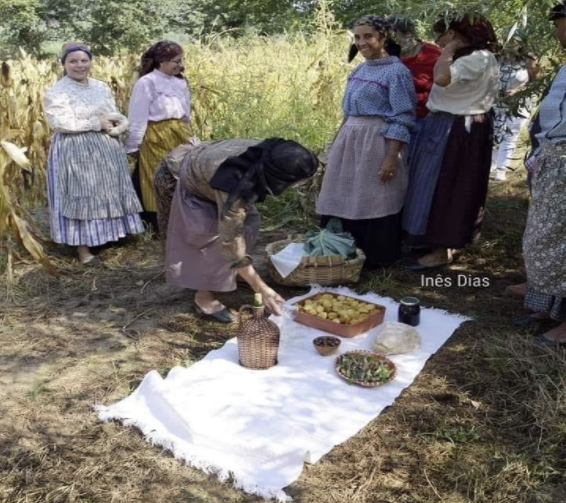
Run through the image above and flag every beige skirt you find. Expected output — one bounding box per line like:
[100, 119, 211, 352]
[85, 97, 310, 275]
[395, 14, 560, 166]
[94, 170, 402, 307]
[316, 116, 408, 220]
[165, 182, 260, 292]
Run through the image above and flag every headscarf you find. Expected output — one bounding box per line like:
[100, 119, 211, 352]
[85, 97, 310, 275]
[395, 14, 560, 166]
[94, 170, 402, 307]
[209, 138, 318, 216]
[386, 15, 416, 36]
[61, 43, 92, 64]
[550, 2, 566, 20]
[139, 40, 184, 78]
[348, 15, 401, 62]
[432, 14, 498, 60]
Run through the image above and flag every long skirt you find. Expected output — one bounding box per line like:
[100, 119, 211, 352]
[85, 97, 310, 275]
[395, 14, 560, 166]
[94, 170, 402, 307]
[320, 213, 402, 267]
[47, 132, 144, 247]
[404, 113, 493, 249]
[523, 143, 566, 298]
[165, 186, 261, 292]
[137, 119, 191, 213]
[524, 286, 566, 322]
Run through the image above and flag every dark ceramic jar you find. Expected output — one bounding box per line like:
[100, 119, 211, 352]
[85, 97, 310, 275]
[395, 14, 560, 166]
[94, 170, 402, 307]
[398, 296, 421, 327]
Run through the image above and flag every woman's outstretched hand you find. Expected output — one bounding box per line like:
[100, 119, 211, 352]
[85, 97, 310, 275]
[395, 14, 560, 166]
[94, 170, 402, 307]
[237, 264, 285, 316]
[258, 285, 285, 316]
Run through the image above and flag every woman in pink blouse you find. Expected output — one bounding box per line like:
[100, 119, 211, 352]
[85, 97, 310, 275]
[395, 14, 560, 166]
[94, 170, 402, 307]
[127, 40, 191, 233]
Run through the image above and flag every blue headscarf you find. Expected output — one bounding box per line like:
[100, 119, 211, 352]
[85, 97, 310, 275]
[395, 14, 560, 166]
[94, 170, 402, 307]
[61, 44, 93, 64]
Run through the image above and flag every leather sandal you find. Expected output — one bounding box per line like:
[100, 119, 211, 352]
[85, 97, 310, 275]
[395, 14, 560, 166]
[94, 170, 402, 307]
[532, 335, 566, 347]
[194, 303, 236, 324]
[82, 256, 103, 267]
[512, 314, 547, 327]
[404, 260, 451, 272]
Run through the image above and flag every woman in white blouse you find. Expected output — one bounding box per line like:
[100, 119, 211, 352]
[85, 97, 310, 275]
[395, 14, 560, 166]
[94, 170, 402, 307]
[43, 44, 143, 266]
[126, 40, 191, 233]
[491, 40, 540, 182]
[403, 14, 499, 270]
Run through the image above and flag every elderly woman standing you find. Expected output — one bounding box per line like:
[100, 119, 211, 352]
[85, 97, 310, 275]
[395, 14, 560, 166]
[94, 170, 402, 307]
[316, 15, 416, 268]
[127, 40, 191, 232]
[403, 14, 499, 270]
[43, 44, 143, 265]
[155, 138, 318, 322]
[514, 2, 566, 345]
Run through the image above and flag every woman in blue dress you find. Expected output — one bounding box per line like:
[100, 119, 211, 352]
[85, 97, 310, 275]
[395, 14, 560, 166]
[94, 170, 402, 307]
[316, 15, 416, 268]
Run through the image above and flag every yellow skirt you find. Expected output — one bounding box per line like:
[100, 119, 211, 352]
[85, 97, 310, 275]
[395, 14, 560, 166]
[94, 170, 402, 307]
[139, 119, 191, 212]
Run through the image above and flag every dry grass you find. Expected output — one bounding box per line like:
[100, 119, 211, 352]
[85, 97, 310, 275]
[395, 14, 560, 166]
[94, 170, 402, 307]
[1, 165, 565, 503]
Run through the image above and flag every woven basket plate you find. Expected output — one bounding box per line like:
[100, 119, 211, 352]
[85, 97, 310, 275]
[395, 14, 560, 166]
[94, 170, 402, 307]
[335, 350, 397, 387]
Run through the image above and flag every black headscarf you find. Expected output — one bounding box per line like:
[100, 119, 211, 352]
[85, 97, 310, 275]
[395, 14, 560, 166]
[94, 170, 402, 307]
[209, 138, 318, 216]
[550, 2, 566, 20]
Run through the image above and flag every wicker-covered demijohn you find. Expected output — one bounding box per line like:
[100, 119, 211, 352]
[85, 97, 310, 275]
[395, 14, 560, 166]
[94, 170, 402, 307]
[237, 302, 280, 369]
[265, 236, 366, 287]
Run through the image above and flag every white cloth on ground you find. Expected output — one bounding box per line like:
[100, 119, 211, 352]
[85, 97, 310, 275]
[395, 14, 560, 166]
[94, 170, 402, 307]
[96, 286, 469, 502]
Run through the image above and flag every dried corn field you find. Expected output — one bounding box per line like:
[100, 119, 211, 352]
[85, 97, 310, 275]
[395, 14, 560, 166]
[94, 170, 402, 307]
[1, 22, 566, 503]
[0, 26, 348, 278]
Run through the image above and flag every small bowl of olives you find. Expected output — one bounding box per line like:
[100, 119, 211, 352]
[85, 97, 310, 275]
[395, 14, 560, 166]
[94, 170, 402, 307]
[313, 336, 341, 356]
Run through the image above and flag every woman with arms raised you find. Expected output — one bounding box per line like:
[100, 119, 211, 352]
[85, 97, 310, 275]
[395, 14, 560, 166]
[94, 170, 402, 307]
[403, 14, 499, 270]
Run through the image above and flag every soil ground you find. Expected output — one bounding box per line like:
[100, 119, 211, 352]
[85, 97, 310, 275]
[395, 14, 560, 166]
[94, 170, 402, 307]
[1, 169, 565, 503]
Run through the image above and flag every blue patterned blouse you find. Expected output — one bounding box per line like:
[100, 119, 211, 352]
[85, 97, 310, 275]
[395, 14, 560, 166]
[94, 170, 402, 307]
[342, 56, 417, 144]
[535, 65, 566, 148]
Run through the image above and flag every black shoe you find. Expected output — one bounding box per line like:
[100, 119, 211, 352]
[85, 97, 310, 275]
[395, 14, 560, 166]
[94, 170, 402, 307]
[404, 261, 450, 272]
[194, 303, 236, 324]
[532, 335, 566, 347]
[512, 314, 546, 327]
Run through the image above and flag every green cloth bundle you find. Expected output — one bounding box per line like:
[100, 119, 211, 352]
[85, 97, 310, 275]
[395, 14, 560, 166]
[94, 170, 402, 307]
[304, 218, 357, 259]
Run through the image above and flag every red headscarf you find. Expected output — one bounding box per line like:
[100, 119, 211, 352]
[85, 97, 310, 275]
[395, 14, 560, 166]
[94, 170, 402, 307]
[433, 14, 498, 59]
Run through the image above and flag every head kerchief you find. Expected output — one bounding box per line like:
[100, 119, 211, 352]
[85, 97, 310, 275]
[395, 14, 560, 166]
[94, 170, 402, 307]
[140, 40, 184, 77]
[432, 14, 498, 53]
[550, 2, 566, 21]
[61, 44, 92, 64]
[209, 139, 318, 216]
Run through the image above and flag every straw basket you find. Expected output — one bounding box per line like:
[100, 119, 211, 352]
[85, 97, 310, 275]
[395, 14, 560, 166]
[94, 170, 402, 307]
[265, 236, 366, 287]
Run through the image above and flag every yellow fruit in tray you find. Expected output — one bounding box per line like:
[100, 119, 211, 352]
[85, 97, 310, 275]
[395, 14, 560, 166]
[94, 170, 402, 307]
[296, 293, 380, 325]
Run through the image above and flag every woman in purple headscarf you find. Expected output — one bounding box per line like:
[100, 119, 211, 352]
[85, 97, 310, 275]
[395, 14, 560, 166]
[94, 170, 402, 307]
[316, 15, 416, 268]
[43, 43, 143, 266]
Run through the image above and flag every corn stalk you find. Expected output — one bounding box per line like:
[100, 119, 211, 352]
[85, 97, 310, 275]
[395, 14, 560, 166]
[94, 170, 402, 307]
[1, 60, 56, 289]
